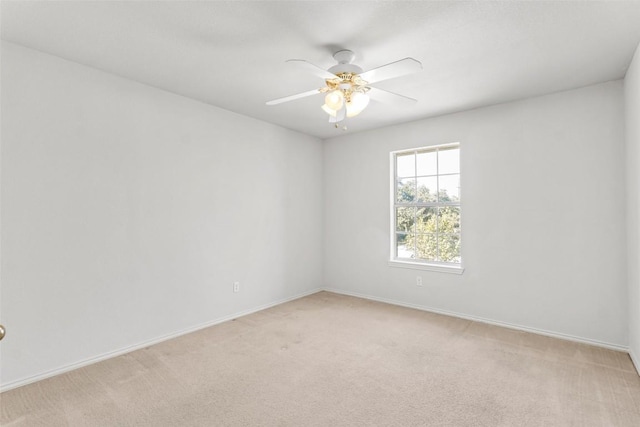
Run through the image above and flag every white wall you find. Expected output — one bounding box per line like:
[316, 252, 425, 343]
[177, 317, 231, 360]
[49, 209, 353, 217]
[625, 42, 640, 371]
[0, 42, 323, 389]
[0, 39, 634, 391]
[324, 81, 628, 348]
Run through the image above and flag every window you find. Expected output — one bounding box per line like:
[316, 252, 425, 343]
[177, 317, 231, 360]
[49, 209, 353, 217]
[390, 143, 462, 273]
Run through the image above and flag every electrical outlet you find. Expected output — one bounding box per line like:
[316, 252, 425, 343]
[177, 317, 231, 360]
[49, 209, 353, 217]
[416, 276, 423, 287]
[233, 282, 240, 293]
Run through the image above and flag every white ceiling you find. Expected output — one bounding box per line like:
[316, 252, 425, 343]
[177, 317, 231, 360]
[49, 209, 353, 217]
[2, 1, 640, 139]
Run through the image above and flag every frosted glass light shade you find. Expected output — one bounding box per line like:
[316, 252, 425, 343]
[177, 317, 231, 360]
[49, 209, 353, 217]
[321, 104, 337, 117]
[346, 92, 370, 118]
[325, 90, 344, 110]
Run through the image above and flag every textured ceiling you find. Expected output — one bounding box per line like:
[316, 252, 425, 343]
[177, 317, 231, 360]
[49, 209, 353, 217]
[2, 1, 640, 139]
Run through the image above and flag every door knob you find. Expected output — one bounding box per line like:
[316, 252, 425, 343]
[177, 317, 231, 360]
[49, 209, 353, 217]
[0, 324, 5, 341]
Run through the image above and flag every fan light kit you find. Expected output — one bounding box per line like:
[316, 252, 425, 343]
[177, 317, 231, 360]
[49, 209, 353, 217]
[266, 50, 422, 130]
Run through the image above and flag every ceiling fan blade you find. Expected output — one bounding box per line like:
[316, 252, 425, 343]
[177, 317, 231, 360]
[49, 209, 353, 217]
[286, 59, 337, 80]
[359, 58, 422, 84]
[266, 89, 321, 106]
[367, 87, 418, 108]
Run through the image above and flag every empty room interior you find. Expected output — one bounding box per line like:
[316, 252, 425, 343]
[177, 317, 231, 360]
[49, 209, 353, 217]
[1, 1, 640, 425]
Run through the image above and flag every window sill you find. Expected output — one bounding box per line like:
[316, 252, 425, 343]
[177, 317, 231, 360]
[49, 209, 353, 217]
[388, 260, 465, 275]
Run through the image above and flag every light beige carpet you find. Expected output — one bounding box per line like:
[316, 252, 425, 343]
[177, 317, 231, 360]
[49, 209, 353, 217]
[1, 291, 639, 426]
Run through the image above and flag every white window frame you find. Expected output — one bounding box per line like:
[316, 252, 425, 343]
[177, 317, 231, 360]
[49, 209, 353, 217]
[388, 143, 464, 274]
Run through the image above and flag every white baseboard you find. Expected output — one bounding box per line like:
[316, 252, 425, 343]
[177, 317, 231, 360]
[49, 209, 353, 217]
[0, 288, 323, 393]
[2, 286, 634, 392]
[322, 287, 629, 353]
[630, 348, 640, 376]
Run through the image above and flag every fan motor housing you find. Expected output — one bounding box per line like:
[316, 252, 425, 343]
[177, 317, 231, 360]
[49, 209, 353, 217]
[328, 63, 363, 75]
[329, 49, 363, 75]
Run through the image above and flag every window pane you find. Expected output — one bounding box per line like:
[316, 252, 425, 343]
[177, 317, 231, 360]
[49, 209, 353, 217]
[392, 145, 461, 267]
[417, 177, 437, 202]
[396, 153, 415, 178]
[438, 174, 460, 202]
[396, 178, 416, 203]
[396, 207, 416, 232]
[437, 234, 461, 263]
[438, 148, 459, 174]
[396, 233, 414, 259]
[416, 151, 437, 176]
[415, 233, 438, 261]
[437, 207, 460, 234]
[415, 207, 437, 234]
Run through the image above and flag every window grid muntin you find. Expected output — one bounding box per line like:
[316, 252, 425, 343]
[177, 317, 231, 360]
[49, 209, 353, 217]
[392, 143, 461, 266]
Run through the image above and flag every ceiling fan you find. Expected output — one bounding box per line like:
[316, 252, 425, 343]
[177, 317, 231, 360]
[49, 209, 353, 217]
[266, 50, 422, 128]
